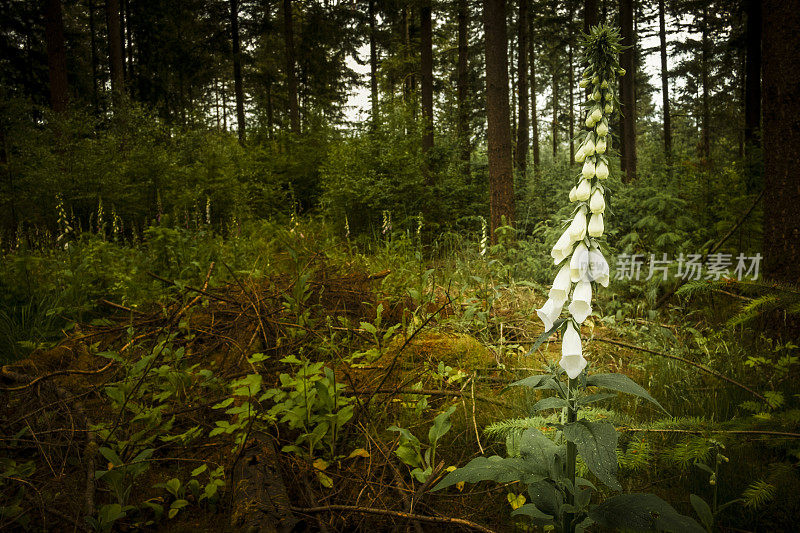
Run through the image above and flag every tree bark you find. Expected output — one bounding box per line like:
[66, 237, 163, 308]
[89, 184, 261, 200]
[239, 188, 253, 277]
[105, 0, 125, 106]
[420, 0, 434, 183]
[744, 0, 762, 192]
[700, 7, 711, 164]
[231, 0, 246, 143]
[529, 26, 540, 180]
[45, 0, 69, 113]
[369, 0, 378, 124]
[483, 0, 515, 242]
[658, 0, 671, 167]
[89, 0, 99, 112]
[457, 0, 470, 177]
[552, 66, 558, 159]
[619, 0, 636, 182]
[283, 0, 300, 133]
[762, 0, 800, 283]
[568, 40, 574, 165]
[516, 0, 529, 177]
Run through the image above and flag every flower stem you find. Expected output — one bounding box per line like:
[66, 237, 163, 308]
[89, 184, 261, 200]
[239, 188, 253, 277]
[564, 376, 578, 533]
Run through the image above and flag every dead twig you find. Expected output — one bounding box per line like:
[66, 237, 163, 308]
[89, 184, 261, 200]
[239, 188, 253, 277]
[0, 361, 114, 392]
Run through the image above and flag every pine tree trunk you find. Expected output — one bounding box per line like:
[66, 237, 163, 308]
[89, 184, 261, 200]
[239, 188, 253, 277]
[369, 0, 378, 124]
[457, 0, 470, 177]
[762, 0, 800, 283]
[124, 0, 133, 82]
[231, 0, 246, 143]
[516, 0, 529, 177]
[529, 30, 540, 180]
[420, 0, 434, 183]
[744, 0, 762, 192]
[483, 0, 515, 242]
[89, 0, 99, 112]
[283, 0, 300, 133]
[119, 0, 126, 74]
[105, 0, 124, 106]
[619, 0, 636, 182]
[45, 0, 69, 113]
[568, 41, 575, 165]
[659, 0, 671, 167]
[700, 7, 711, 164]
[552, 68, 558, 159]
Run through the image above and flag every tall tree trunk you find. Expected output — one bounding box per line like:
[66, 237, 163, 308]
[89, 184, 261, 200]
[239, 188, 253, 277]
[230, 0, 246, 143]
[529, 30, 540, 180]
[619, 0, 636, 182]
[516, 0, 529, 176]
[583, 0, 598, 33]
[744, 0, 762, 192]
[457, 0, 470, 177]
[119, 0, 126, 74]
[510, 35, 516, 151]
[552, 67, 558, 159]
[283, 0, 300, 133]
[105, 0, 125, 106]
[762, 0, 800, 283]
[420, 0, 434, 183]
[45, 0, 69, 113]
[568, 40, 575, 165]
[89, 0, 99, 112]
[658, 0, 671, 168]
[483, 0, 515, 242]
[124, 0, 133, 83]
[700, 7, 711, 164]
[369, 0, 378, 124]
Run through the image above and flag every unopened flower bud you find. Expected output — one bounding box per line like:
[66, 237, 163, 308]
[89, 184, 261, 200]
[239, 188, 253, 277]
[595, 137, 607, 154]
[579, 78, 590, 88]
[576, 179, 591, 201]
[582, 158, 596, 179]
[591, 76, 599, 84]
[590, 108, 603, 123]
[604, 102, 613, 114]
[618, 68, 626, 76]
[592, 91, 602, 101]
[601, 80, 609, 89]
[583, 138, 596, 156]
[589, 189, 605, 213]
[596, 121, 608, 137]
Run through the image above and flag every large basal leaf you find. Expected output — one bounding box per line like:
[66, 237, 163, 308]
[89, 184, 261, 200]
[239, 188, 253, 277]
[533, 396, 570, 411]
[586, 373, 667, 413]
[589, 493, 705, 533]
[428, 405, 457, 444]
[431, 456, 544, 491]
[511, 502, 553, 522]
[519, 428, 565, 480]
[563, 419, 620, 490]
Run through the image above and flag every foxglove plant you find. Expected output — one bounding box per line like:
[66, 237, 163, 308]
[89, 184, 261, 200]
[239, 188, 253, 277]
[434, 26, 702, 533]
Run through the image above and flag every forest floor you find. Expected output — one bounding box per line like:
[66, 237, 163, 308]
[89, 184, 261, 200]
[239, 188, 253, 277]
[1, 233, 797, 532]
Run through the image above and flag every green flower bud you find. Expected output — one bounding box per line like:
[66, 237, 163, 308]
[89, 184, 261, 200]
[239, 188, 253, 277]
[595, 137, 607, 154]
[579, 79, 590, 88]
[618, 67, 626, 76]
[601, 80, 609, 89]
[592, 91, 602, 101]
[604, 102, 613, 114]
[590, 108, 603, 123]
[596, 121, 608, 137]
[591, 76, 599, 84]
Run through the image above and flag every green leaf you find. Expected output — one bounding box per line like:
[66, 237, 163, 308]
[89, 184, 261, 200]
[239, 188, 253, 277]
[577, 393, 617, 406]
[432, 456, 545, 491]
[532, 397, 569, 411]
[589, 493, 705, 533]
[429, 405, 457, 444]
[586, 373, 667, 413]
[563, 420, 620, 490]
[525, 318, 567, 356]
[509, 374, 562, 394]
[690, 494, 713, 531]
[98, 447, 123, 467]
[511, 503, 553, 521]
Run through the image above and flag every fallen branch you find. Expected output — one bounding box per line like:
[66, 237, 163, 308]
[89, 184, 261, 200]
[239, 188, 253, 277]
[289, 504, 497, 533]
[0, 361, 114, 392]
[593, 337, 768, 404]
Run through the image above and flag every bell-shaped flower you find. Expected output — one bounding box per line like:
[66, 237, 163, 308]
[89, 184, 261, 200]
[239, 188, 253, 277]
[582, 137, 596, 156]
[560, 322, 587, 379]
[588, 213, 604, 237]
[596, 160, 609, 180]
[589, 189, 605, 213]
[592, 90, 602, 102]
[549, 263, 572, 303]
[536, 297, 564, 332]
[570, 242, 589, 282]
[582, 158, 596, 179]
[575, 179, 591, 201]
[590, 108, 603, 123]
[551, 229, 575, 264]
[568, 208, 587, 241]
[595, 137, 607, 154]
[569, 186, 578, 203]
[575, 146, 587, 162]
[596, 121, 609, 137]
[568, 280, 592, 323]
[587, 248, 610, 287]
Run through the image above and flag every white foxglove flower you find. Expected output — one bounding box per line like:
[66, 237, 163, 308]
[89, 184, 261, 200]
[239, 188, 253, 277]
[589, 189, 605, 213]
[588, 213, 604, 237]
[570, 242, 589, 282]
[536, 297, 564, 331]
[582, 158, 596, 179]
[590, 108, 602, 123]
[595, 137, 607, 154]
[568, 208, 587, 241]
[569, 186, 578, 203]
[560, 322, 587, 379]
[592, 90, 602, 101]
[585, 114, 596, 128]
[575, 179, 591, 201]
[604, 102, 613, 114]
[595, 160, 609, 180]
[596, 121, 609, 137]
[587, 248, 610, 287]
[549, 263, 572, 303]
[582, 137, 596, 156]
[575, 146, 587, 163]
[568, 280, 592, 323]
[551, 229, 575, 264]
